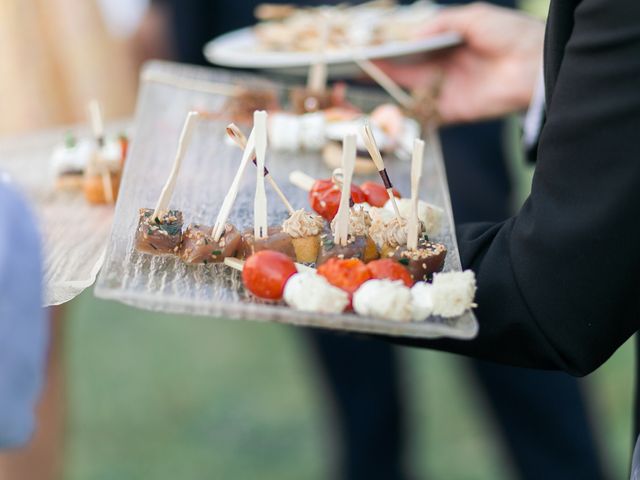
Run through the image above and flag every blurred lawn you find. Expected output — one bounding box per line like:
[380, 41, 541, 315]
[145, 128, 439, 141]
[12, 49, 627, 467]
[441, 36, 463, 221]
[64, 284, 634, 479]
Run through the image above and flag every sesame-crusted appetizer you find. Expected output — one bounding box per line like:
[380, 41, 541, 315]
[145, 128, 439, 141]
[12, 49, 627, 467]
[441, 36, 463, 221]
[134, 111, 199, 256]
[179, 223, 242, 264]
[387, 239, 447, 283]
[135, 208, 184, 255]
[316, 206, 378, 265]
[380, 138, 447, 282]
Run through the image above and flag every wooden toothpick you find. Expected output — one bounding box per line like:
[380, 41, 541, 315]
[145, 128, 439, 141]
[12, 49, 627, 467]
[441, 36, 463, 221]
[289, 171, 316, 192]
[407, 138, 424, 251]
[253, 111, 269, 239]
[224, 256, 316, 273]
[354, 58, 413, 109]
[87, 99, 114, 204]
[152, 111, 199, 220]
[334, 133, 357, 246]
[307, 11, 330, 93]
[212, 123, 257, 241]
[226, 123, 295, 214]
[360, 123, 402, 220]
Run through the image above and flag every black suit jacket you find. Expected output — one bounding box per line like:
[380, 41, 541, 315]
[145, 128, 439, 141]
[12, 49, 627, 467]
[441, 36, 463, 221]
[399, 0, 640, 377]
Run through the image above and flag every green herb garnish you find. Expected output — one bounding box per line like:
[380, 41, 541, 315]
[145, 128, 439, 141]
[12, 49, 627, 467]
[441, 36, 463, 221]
[64, 131, 76, 149]
[399, 258, 410, 266]
[212, 250, 222, 255]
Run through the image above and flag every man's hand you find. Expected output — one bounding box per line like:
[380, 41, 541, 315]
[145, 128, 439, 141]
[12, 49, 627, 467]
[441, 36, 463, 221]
[375, 3, 545, 124]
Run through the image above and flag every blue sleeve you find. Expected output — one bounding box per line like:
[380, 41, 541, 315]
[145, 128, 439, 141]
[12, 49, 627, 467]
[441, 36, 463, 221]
[0, 182, 48, 448]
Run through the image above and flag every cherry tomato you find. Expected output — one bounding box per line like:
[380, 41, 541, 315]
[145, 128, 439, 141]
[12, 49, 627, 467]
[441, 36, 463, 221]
[366, 259, 413, 287]
[309, 179, 367, 221]
[242, 250, 297, 300]
[360, 181, 401, 208]
[317, 258, 372, 296]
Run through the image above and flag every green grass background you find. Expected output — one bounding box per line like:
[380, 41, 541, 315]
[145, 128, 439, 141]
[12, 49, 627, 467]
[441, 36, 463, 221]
[64, 288, 634, 480]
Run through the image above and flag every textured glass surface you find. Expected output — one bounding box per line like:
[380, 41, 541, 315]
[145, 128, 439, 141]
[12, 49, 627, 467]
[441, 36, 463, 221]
[95, 61, 478, 340]
[0, 124, 129, 306]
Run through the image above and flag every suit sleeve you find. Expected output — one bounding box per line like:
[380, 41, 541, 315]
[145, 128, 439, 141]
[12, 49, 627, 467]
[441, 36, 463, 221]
[395, 0, 640, 376]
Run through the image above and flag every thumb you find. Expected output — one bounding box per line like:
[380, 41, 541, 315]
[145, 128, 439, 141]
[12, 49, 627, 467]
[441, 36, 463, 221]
[419, 5, 476, 38]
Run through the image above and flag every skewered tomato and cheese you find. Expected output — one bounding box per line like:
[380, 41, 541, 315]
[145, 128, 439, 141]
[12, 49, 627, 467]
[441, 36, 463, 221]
[309, 177, 367, 221]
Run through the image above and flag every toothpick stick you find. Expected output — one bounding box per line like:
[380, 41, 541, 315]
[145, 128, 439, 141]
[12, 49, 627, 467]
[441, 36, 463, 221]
[253, 111, 269, 239]
[334, 133, 357, 246]
[224, 257, 245, 271]
[407, 138, 424, 251]
[360, 123, 402, 220]
[87, 99, 115, 204]
[212, 125, 257, 240]
[289, 171, 316, 192]
[225, 256, 316, 273]
[307, 11, 329, 93]
[99, 163, 114, 204]
[152, 111, 199, 220]
[226, 124, 295, 214]
[354, 58, 413, 109]
[88, 99, 105, 147]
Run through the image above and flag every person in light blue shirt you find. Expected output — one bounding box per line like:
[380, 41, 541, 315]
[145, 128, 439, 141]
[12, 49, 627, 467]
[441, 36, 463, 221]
[0, 180, 48, 447]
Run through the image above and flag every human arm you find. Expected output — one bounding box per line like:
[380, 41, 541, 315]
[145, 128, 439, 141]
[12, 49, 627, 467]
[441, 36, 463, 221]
[0, 182, 48, 447]
[388, 0, 640, 376]
[376, 3, 544, 124]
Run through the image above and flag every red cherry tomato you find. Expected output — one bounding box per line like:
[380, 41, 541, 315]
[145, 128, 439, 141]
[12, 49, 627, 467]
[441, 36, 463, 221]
[309, 179, 367, 221]
[317, 258, 372, 296]
[360, 181, 401, 208]
[366, 259, 413, 287]
[242, 250, 297, 300]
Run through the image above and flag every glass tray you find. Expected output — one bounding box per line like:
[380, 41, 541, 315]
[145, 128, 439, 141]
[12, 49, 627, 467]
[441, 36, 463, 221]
[95, 60, 478, 340]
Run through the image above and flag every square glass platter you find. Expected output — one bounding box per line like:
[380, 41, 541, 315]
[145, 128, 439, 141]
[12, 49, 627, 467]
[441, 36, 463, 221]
[95, 60, 478, 340]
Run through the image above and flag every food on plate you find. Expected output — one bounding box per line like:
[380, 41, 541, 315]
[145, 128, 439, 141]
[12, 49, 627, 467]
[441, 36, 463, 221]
[50, 133, 94, 190]
[253, 1, 438, 53]
[241, 225, 296, 261]
[308, 173, 367, 221]
[388, 239, 447, 282]
[317, 205, 378, 265]
[290, 86, 334, 114]
[366, 258, 413, 287]
[242, 250, 298, 300]
[353, 279, 413, 322]
[360, 181, 401, 208]
[134, 111, 199, 255]
[321, 141, 378, 175]
[226, 88, 280, 124]
[268, 111, 326, 152]
[283, 272, 350, 313]
[179, 223, 242, 264]
[369, 214, 412, 257]
[411, 270, 477, 319]
[135, 208, 184, 255]
[83, 169, 121, 204]
[282, 209, 325, 263]
[317, 257, 371, 297]
[384, 197, 443, 237]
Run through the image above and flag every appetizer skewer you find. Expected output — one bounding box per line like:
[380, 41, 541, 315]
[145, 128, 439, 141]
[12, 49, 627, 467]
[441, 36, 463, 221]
[384, 139, 447, 282]
[135, 111, 199, 255]
[84, 100, 119, 204]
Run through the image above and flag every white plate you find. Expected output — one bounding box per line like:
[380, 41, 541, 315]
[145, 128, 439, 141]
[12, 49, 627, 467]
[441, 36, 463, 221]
[204, 26, 461, 71]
